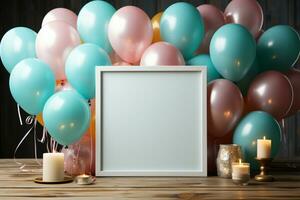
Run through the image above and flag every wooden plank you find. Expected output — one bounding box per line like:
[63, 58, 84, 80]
[0, 159, 300, 199]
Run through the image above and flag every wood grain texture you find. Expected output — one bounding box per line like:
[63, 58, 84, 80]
[0, 159, 299, 199]
[0, 0, 299, 169]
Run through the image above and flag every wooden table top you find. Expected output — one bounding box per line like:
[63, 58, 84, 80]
[0, 159, 300, 199]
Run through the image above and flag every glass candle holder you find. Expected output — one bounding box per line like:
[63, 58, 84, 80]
[231, 160, 250, 186]
[216, 144, 242, 178]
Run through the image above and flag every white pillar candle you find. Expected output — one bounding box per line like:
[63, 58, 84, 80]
[43, 152, 64, 182]
[257, 136, 271, 159]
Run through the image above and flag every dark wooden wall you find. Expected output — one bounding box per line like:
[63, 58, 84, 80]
[0, 0, 299, 158]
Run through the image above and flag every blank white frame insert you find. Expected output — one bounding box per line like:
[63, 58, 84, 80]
[95, 66, 207, 176]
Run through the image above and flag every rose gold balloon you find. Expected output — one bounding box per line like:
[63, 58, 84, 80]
[225, 0, 263, 37]
[42, 8, 77, 29]
[36, 21, 81, 80]
[196, 5, 225, 54]
[247, 71, 293, 120]
[208, 79, 244, 138]
[108, 6, 153, 64]
[140, 42, 185, 66]
[285, 69, 300, 116]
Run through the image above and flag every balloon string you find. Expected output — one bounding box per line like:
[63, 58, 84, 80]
[89, 104, 93, 175]
[13, 126, 33, 170]
[38, 125, 47, 143]
[33, 118, 41, 166]
[17, 104, 23, 125]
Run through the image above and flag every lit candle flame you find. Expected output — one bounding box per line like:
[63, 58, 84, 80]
[263, 136, 266, 140]
[239, 159, 242, 164]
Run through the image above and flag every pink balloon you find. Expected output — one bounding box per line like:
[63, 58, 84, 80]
[208, 79, 244, 138]
[140, 42, 185, 66]
[108, 6, 153, 64]
[196, 5, 225, 54]
[42, 8, 77, 29]
[36, 21, 81, 80]
[225, 0, 263, 37]
[109, 50, 123, 64]
[113, 62, 131, 66]
[62, 134, 95, 176]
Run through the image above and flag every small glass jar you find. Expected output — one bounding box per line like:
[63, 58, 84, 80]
[231, 161, 250, 186]
[216, 144, 242, 178]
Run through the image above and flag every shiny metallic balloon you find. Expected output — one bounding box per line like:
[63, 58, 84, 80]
[285, 69, 300, 116]
[247, 71, 293, 120]
[208, 79, 244, 138]
[108, 6, 153, 64]
[225, 0, 263, 37]
[196, 4, 225, 54]
[140, 42, 185, 66]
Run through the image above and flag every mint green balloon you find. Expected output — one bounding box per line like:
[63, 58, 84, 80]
[0, 27, 37, 73]
[77, 1, 116, 53]
[160, 2, 204, 59]
[233, 111, 282, 170]
[9, 58, 55, 115]
[257, 25, 300, 72]
[210, 24, 256, 82]
[43, 90, 91, 146]
[65, 43, 111, 99]
[236, 58, 260, 96]
[187, 54, 221, 83]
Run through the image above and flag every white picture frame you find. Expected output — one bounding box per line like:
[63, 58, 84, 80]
[95, 66, 207, 176]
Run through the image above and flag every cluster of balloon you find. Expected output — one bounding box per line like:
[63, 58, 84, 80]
[1, 0, 300, 174]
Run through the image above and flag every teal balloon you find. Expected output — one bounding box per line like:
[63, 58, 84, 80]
[187, 54, 221, 83]
[0, 27, 37, 73]
[160, 2, 204, 59]
[77, 0, 116, 53]
[257, 25, 300, 72]
[210, 24, 256, 82]
[65, 43, 111, 99]
[236, 58, 260, 96]
[233, 111, 282, 170]
[9, 58, 55, 115]
[43, 90, 91, 146]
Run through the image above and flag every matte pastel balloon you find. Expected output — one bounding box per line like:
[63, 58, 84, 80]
[208, 79, 244, 138]
[0, 27, 36, 73]
[43, 90, 91, 146]
[236, 58, 260, 96]
[65, 43, 111, 99]
[187, 54, 221, 83]
[233, 111, 281, 170]
[9, 58, 55, 115]
[36, 21, 81, 80]
[247, 71, 293, 120]
[285, 69, 300, 116]
[42, 8, 77, 29]
[77, 1, 116, 53]
[225, 0, 263, 37]
[195, 5, 225, 54]
[151, 12, 163, 43]
[160, 2, 204, 59]
[108, 6, 153, 64]
[210, 24, 256, 82]
[257, 25, 300, 72]
[140, 42, 185, 66]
